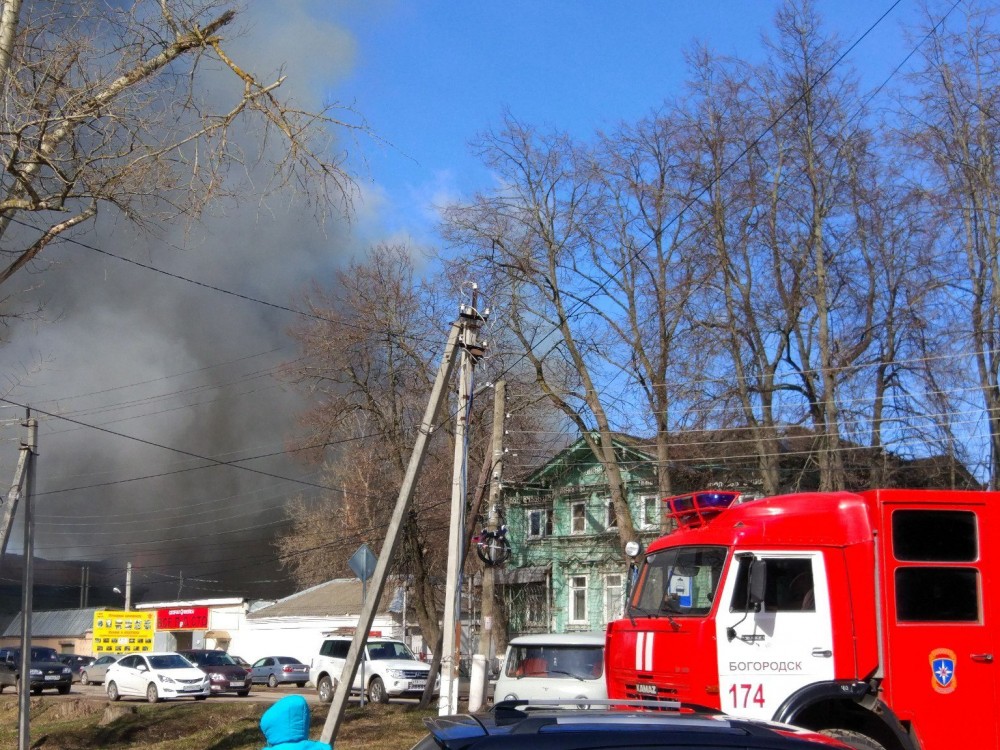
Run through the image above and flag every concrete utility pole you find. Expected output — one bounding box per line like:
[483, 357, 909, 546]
[320, 318, 465, 745]
[0, 411, 34, 566]
[439, 296, 486, 715]
[16, 412, 37, 750]
[468, 380, 505, 711]
[125, 562, 132, 611]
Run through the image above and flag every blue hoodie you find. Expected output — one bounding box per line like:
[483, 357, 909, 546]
[260, 694, 332, 750]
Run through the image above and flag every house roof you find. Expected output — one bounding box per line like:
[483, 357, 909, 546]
[246, 578, 399, 620]
[521, 433, 656, 487]
[2, 608, 99, 637]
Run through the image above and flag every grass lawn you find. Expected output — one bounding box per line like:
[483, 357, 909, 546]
[0, 696, 437, 750]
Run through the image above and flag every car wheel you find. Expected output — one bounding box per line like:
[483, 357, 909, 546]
[368, 676, 389, 704]
[237, 690, 250, 697]
[107, 681, 120, 701]
[821, 729, 887, 750]
[268, 674, 279, 688]
[296, 682, 306, 688]
[195, 695, 207, 700]
[58, 684, 71, 695]
[80, 671, 90, 686]
[146, 682, 159, 703]
[32, 686, 42, 696]
[317, 675, 334, 704]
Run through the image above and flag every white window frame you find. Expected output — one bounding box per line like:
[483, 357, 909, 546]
[569, 574, 589, 624]
[641, 495, 659, 529]
[605, 499, 617, 531]
[571, 502, 587, 535]
[604, 573, 624, 623]
[527, 508, 550, 539]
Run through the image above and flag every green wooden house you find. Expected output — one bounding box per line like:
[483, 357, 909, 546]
[498, 434, 665, 636]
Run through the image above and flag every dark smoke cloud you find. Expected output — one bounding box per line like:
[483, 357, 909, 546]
[0, 1, 384, 603]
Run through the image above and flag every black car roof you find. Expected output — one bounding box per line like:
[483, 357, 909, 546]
[419, 701, 845, 750]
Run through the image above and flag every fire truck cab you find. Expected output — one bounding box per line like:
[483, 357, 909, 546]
[605, 489, 996, 750]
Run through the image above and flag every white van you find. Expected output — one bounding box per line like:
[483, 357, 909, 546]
[493, 632, 606, 703]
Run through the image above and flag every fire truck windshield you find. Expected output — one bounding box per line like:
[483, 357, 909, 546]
[629, 546, 727, 617]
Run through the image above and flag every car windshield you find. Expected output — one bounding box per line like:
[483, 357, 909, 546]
[194, 652, 238, 667]
[630, 545, 728, 617]
[277, 657, 301, 665]
[366, 642, 416, 661]
[149, 654, 193, 670]
[30, 648, 60, 662]
[504, 644, 603, 680]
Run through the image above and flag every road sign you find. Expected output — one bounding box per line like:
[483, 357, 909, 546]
[349, 544, 377, 581]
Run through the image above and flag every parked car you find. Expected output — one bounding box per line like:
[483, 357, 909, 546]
[105, 652, 209, 703]
[310, 636, 437, 704]
[251, 656, 309, 687]
[0, 646, 73, 695]
[493, 632, 606, 703]
[410, 699, 852, 750]
[80, 653, 121, 685]
[179, 649, 252, 696]
[59, 654, 95, 683]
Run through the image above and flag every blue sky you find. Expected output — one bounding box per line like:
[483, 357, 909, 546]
[321, 0, 932, 248]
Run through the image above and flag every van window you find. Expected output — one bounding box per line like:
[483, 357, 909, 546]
[504, 644, 603, 680]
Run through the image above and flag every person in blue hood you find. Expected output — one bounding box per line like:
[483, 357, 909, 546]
[260, 694, 332, 750]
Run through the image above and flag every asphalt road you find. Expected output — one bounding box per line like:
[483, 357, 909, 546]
[2, 682, 339, 705]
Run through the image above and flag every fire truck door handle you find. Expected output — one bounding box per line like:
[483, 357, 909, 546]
[971, 653, 994, 663]
[811, 648, 832, 658]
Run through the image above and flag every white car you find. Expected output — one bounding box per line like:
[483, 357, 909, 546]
[310, 636, 438, 704]
[80, 654, 121, 685]
[105, 652, 210, 703]
[493, 632, 607, 703]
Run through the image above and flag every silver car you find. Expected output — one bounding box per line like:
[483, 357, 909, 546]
[250, 655, 309, 687]
[80, 654, 122, 685]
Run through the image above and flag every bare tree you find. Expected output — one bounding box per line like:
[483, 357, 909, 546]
[443, 115, 640, 555]
[901, 1, 1000, 487]
[276, 244, 452, 656]
[0, 0, 363, 288]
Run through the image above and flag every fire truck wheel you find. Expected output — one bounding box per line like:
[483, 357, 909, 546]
[822, 729, 886, 750]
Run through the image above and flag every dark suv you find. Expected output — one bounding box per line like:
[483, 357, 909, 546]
[410, 700, 851, 750]
[0, 646, 73, 695]
[178, 649, 252, 696]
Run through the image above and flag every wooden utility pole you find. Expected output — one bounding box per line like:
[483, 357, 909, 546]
[319, 318, 464, 744]
[439, 296, 486, 715]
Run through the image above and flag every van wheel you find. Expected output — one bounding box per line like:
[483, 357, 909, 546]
[107, 681, 120, 701]
[822, 729, 887, 750]
[368, 677, 388, 704]
[317, 676, 334, 704]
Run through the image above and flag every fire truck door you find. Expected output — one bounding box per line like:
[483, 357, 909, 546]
[715, 552, 834, 721]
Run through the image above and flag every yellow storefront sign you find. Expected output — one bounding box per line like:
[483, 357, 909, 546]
[92, 610, 155, 654]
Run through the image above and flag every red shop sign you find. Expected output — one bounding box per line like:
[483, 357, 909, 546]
[157, 606, 209, 630]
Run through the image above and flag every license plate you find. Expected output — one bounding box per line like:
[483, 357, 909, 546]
[182, 686, 201, 692]
[409, 680, 426, 690]
[44, 675, 61, 681]
[229, 680, 244, 687]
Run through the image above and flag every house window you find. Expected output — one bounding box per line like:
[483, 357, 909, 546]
[641, 496, 658, 529]
[604, 573, 624, 622]
[569, 575, 589, 623]
[528, 508, 553, 539]
[571, 503, 587, 535]
[605, 500, 617, 531]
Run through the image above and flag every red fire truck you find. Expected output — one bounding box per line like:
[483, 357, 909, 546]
[605, 488, 996, 750]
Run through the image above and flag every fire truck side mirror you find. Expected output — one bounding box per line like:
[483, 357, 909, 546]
[748, 558, 767, 610]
